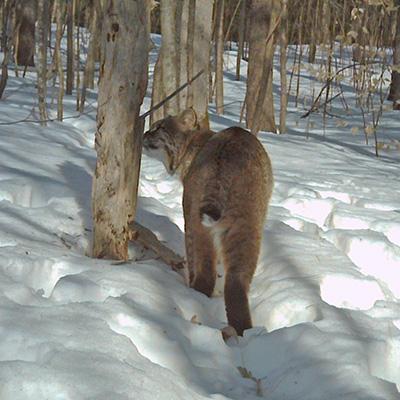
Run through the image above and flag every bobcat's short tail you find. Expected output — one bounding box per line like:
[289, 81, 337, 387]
[200, 181, 226, 228]
[200, 202, 222, 227]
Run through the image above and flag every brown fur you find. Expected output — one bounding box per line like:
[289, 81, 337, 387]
[143, 109, 273, 336]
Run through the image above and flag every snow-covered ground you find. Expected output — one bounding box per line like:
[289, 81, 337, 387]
[0, 37, 400, 399]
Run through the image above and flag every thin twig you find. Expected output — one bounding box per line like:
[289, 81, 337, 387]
[140, 69, 204, 119]
[301, 61, 383, 119]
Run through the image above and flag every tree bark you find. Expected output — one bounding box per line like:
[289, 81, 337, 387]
[150, 51, 164, 125]
[177, 0, 190, 110]
[279, 0, 287, 134]
[54, 0, 64, 120]
[186, 0, 196, 108]
[92, 0, 150, 260]
[388, 2, 400, 109]
[151, 0, 193, 121]
[160, 0, 179, 115]
[307, 0, 316, 63]
[66, 0, 74, 94]
[190, 0, 214, 122]
[236, 0, 246, 80]
[15, 0, 36, 66]
[79, 1, 98, 112]
[215, 0, 225, 114]
[36, 0, 49, 125]
[245, 0, 279, 134]
[0, 0, 11, 99]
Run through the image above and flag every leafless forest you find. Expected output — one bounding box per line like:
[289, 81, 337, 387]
[0, 0, 399, 259]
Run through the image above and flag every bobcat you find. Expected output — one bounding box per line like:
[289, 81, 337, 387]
[143, 108, 273, 336]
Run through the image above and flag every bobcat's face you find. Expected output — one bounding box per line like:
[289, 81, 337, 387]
[143, 110, 198, 175]
[143, 119, 173, 173]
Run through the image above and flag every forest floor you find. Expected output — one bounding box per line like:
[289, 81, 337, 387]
[0, 37, 400, 399]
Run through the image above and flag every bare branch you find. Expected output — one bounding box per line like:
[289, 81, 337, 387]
[129, 221, 185, 273]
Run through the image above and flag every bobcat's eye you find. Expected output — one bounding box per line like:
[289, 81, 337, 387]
[148, 143, 158, 150]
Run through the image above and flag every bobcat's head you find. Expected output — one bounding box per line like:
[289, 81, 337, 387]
[143, 108, 199, 174]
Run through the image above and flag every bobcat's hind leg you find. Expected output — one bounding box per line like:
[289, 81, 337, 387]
[184, 227, 195, 286]
[222, 226, 261, 336]
[191, 225, 217, 297]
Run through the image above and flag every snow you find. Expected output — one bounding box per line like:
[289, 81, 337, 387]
[0, 37, 400, 399]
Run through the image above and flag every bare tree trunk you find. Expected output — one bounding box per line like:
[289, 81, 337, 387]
[236, 0, 246, 80]
[177, 0, 190, 110]
[151, 0, 191, 118]
[246, 0, 279, 134]
[54, 0, 64, 120]
[190, 0, 214, 122]
[92, 0, 150, 260]
[279, 0, 287, 134]
[150, 52, 164, 125]
[36, 0, 49, 125]
[66, 0, 74, 94]
[151, 0, 213, 123]
[0, 0, 11, 99]
[186, 0, 196, 108]
[76, 4, 81, 111]
[215, 0, 224, 114]
[307, 0, 316, 63]
[388, 1, 400, 109]
[160, 0, 179, 114]
[15, 0, 36, 66]
[80, 1, 98, 112]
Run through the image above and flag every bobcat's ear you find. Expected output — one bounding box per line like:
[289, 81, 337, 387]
[179, 108, 198, 130]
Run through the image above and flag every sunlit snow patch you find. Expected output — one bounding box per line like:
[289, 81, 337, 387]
[320, 274, 385, 310]
[281, 197, 335, 228]
[324, 230, 400, 298]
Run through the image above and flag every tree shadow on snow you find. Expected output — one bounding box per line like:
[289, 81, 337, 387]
[59, 161, 93, 237]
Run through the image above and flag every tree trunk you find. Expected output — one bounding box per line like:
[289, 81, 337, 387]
[76, 5, 81, 111]
[54, 0, 64, 120]
[186, 0, 196, 108]
[160, 0, 179, 115]
[80, 1, 99, 112]
[177, 0, 190, 110]
[190, 0, 214, 122]
[150, 51, 164, 125]
[36, 0, 49, 125]
[92, 0, 150, 260]
[151, 0, 213, 123]
[245, 0, 279, 134]
[66, 0, 74, 95]
[0, 0, 11, 99]
[388, 2, 400, 109]
[15, 0, 36, 66]
[279, 0, 287, 134]
[307, 0, 316, 63]
[236, 0, 246, 80]
[215, 0, 224, 114]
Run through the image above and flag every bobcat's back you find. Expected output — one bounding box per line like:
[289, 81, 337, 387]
[185, 126, 273, 229]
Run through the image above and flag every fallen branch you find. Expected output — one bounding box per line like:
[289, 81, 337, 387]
[128, 221, 185, 273]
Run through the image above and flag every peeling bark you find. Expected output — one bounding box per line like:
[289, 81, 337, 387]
[92, 0, 150, 260]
